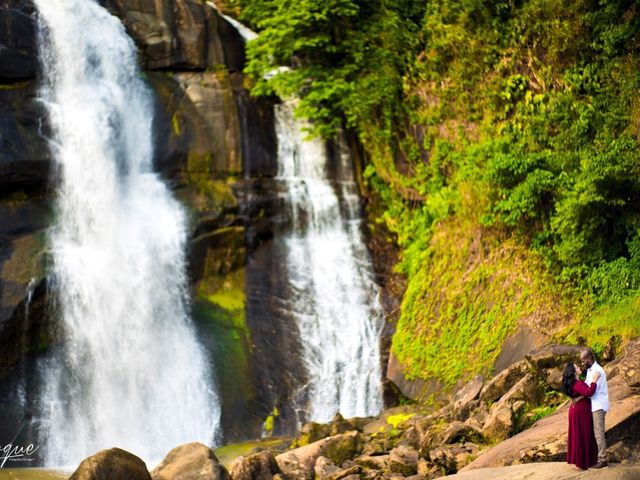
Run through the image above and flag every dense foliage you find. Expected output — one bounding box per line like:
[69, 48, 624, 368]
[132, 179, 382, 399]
[236, 0, 640, 385]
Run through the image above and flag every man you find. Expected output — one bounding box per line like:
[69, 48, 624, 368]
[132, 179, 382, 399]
[580, 349, 609, 469]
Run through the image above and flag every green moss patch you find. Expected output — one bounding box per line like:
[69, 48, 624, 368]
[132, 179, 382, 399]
[391, 207, 578, 388]
[562, 294, 640, 357]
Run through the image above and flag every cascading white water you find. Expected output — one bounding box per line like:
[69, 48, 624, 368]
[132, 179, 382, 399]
[276, 103, 384, 422]
[35, 0, 219, 466]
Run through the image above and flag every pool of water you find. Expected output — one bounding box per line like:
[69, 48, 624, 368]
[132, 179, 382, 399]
[0, 469, 69, 480]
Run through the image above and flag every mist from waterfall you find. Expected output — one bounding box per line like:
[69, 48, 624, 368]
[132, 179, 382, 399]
[35, 0, 219, 466]
[275, 103, 384, 422]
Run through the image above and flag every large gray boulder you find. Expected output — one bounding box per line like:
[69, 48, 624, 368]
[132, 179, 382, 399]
[69, 448, 151, 480]
[229, 450, 279, 480]
[275, 431, 363, 480]
[151, 442, 231, 480]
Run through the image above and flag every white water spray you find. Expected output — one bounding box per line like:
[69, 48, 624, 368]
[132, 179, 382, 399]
[276, 103, 384, 422]
[35, 0, 219, 466]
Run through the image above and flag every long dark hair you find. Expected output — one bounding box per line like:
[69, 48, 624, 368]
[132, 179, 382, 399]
[562, 362, 577, 396]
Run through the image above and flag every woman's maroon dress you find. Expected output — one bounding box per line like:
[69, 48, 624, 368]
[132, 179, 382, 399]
[567, 381, 598, 469]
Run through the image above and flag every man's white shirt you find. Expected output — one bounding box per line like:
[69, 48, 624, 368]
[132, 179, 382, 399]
[586, 361, 609, 412]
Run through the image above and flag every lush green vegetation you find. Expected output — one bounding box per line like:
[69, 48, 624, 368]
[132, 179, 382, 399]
[235, 0, 640, 386]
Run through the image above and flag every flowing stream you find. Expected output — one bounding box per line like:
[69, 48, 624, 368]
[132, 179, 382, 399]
[275, 103, 384, 422]
[35, 0, 219, 466]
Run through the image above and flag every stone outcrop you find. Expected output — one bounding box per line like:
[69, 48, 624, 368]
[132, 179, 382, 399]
[388, 445, 420, 476]
[452, 374, 484, 420]
[151, 442, 231, 480]
[443, 462, 640, 480]
[429, 443, 479, 475]
[275, 431, 363, 480]
[618, 338, 640, 391]
[69, 448, 152, 480]
[228, 450, 279, 480]
[479, 360, 529, 404]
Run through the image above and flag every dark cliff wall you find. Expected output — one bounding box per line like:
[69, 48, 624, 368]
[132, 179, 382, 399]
[0, 0, 283, 449]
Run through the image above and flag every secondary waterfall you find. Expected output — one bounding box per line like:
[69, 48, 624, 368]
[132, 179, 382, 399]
[35, 0, 219, 466]
[276, 103, 384, 422]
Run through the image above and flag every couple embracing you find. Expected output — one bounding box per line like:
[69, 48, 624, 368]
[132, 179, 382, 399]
[562, 349, 609, 470]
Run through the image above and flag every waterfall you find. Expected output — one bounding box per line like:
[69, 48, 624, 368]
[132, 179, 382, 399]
[35, 0, 219, 466]
[275, 103, 384, 422]
[208, 5, 385, 423]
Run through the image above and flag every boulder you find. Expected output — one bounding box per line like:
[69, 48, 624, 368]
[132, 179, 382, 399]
[452, 375, 484, 420]
[541, 367, 563, 391]
[440, 421, 483, 445]
[315, 460, 362, 480]
[499, 373, 543, 406]
[229, 450, 279, 480]
[69, 448, 151, 480]
[524, 344, 583, 371]
[482, 401, 518, 443]
[296, 414, 360, 448]
[608, 440, 640, 464]
[298, 421, 332, 445]
[464, 404, 489, 432]
[275, 431, 362, 480]
[330, 413, 358, 436]
[388, 445, 419, 476]
[314, 456, 340, 480]
[480, 372, 543, 442]
[479, 361, 528, 404]
[602, 335, 620, 362]
[151, 442, 230, 480]
[354, 454, 389, 471]
[330, 466, 362, 480]
[618, 338, 640, 390]
[429, 443, 479, 475]
[400, 425, 422, 450]
[416, 458, 431, 477]
[481, 402, 512, 443]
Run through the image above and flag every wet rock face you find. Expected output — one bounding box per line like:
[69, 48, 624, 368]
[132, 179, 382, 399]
[149, 70, 276, 184]
[103, 0, 245, 71]
[0, 0, 279, 453]
[0, 3, 52, 453]
[0, 83, 50, 194]
[0, 1, 38, 80]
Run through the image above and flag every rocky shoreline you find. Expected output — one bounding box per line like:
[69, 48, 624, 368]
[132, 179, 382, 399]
[60, 339, 640, 480]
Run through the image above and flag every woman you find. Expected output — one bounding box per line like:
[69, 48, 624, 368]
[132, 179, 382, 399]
[562, 362, 601, 470]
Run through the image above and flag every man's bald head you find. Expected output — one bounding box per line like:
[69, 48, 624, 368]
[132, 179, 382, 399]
[580, 348, 595, 368]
